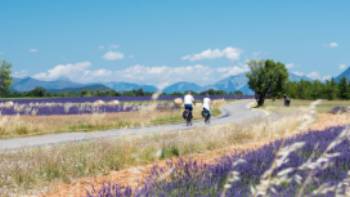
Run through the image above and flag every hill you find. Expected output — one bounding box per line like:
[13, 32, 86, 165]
[105, 82, 157, 92]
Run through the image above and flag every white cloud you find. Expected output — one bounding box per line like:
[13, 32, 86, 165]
[182, 47, 242, 61]
[307, 71, 321, 80]
[102, 51, 124, 61]
[293, 71, 329, 81]
[98, 44, 119, 50]
[339, 64, 348, 70]
[112, 64, 248, 87]
[13, 70, 29, 78]
[286, 63, 295, 69]
[328, 42, 339, 48]
[292, 71, 304, 77]
[33, 62, 248, 87]
[34, 61, 108, 82]
[28, 48, 38, 53]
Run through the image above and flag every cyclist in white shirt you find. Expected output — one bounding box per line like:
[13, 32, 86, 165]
[184, 91, 195, 112]
[202, 93, 211, 123]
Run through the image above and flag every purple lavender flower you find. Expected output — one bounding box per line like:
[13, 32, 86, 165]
[89, 126, 350, 196]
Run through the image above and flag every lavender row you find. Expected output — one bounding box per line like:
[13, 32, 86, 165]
[0, 95, 251, 104]
[0, 105, 138, 116]
[90, 126, 350, 197]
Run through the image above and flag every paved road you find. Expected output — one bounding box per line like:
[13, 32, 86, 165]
[0, 100, 265, 151]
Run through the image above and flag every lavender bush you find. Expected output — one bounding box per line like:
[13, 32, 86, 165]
[90, 126, 350, 196]
[0, 95, 248, 116]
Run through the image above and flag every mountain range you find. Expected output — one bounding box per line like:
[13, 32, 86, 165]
[11, 69, 350, 95]
[336, 66, 350, 82]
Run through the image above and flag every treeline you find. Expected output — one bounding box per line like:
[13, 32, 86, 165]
[8, 87, 154, 98]
[8, 87, 244, 98]
[286, 78, 349, 100]
[169, 89, 243, 96]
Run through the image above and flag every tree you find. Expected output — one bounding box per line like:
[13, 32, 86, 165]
[246, 59, 288, 106]
[200, 89, 225, 96]
[324, 79, 338, 100]
[27, 87, 48, 97]
[338, 77, 350, 99]
[0, 60, 12, 97]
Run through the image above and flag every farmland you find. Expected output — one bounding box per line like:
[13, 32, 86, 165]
[0, 96, 228, 138]
[2, 1, 350, 196]
[91, 126, 350, 196]
[1, 98, 350, 197]
[0, 99, 306, 196]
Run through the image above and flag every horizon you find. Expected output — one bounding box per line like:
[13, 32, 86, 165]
[1, 1, 350, 87]
[12, 71, 315, 88]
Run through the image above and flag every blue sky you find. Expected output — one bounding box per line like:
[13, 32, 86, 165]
[0, 0, 349, 86]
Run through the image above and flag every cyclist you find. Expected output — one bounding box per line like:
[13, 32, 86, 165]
[183, 91, 195, 126]
[202, 93, 211, 124]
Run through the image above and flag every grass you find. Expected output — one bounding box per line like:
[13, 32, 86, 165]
[0, 108, 306, 196]
[261, 99, 312, 113]
[262, 99, 350, 114]
[0, 100, 223, 139]
[315, 100, 350, 113]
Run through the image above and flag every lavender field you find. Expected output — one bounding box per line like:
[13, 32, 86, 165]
[91, 126, 350, 197]
[0, 95, 248, 116]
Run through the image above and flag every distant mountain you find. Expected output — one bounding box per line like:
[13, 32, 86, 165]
[336, 67, 350, 81]
[10, 71, 314, 96]
[161, 75, 251, 95]
[161, 72, 312, 95]
[48, 84, 112, 93]
[163, 82, 203, 94]
[11, 77, 83, 92]
[105, 82, 157, 92]
[238, 84, 254, 95]
[206, 74, 249, 93]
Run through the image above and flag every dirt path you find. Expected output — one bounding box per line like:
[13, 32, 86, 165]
[0, 100, 265, 151]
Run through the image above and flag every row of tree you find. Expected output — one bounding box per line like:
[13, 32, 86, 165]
[9, 87, 244, 98]
[286, 78, 350, 100]
[9, 87, 155, 98]
[246, 59, 350, 106]
[169, 89, 243, 96]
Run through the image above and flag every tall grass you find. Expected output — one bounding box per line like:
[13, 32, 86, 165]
[0, 110, 306, 196]
[0, 101, 223, 139]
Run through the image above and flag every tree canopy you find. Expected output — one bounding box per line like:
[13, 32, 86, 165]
[0, 60, 12, 97]
[246, 59, 288, 106]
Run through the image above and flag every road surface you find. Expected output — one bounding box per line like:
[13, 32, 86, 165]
[0, 100, 265, 151]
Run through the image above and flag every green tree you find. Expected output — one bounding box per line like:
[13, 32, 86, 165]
[246, 59, 289, 106]
[0, 60, 12, 97]
[310, 80, 324, 99]
[324, 79, 338, 100]
[27, 87, 48, 97]
[286, 81, 298, 98]
[338, 77, 350, 99]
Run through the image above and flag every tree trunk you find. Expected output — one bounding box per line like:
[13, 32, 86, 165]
[256, 94, 265, 107]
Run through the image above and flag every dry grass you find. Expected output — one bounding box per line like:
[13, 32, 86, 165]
[262, 99, 312, 113]
[0, 100, 223, 139]
[0, 104, 306, 196]
[310, 113, 350, 131]
[316, 100, 350, 113]
[41, 101, 350, 197]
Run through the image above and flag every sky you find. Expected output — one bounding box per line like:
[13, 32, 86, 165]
[0, 0, 349, 87]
